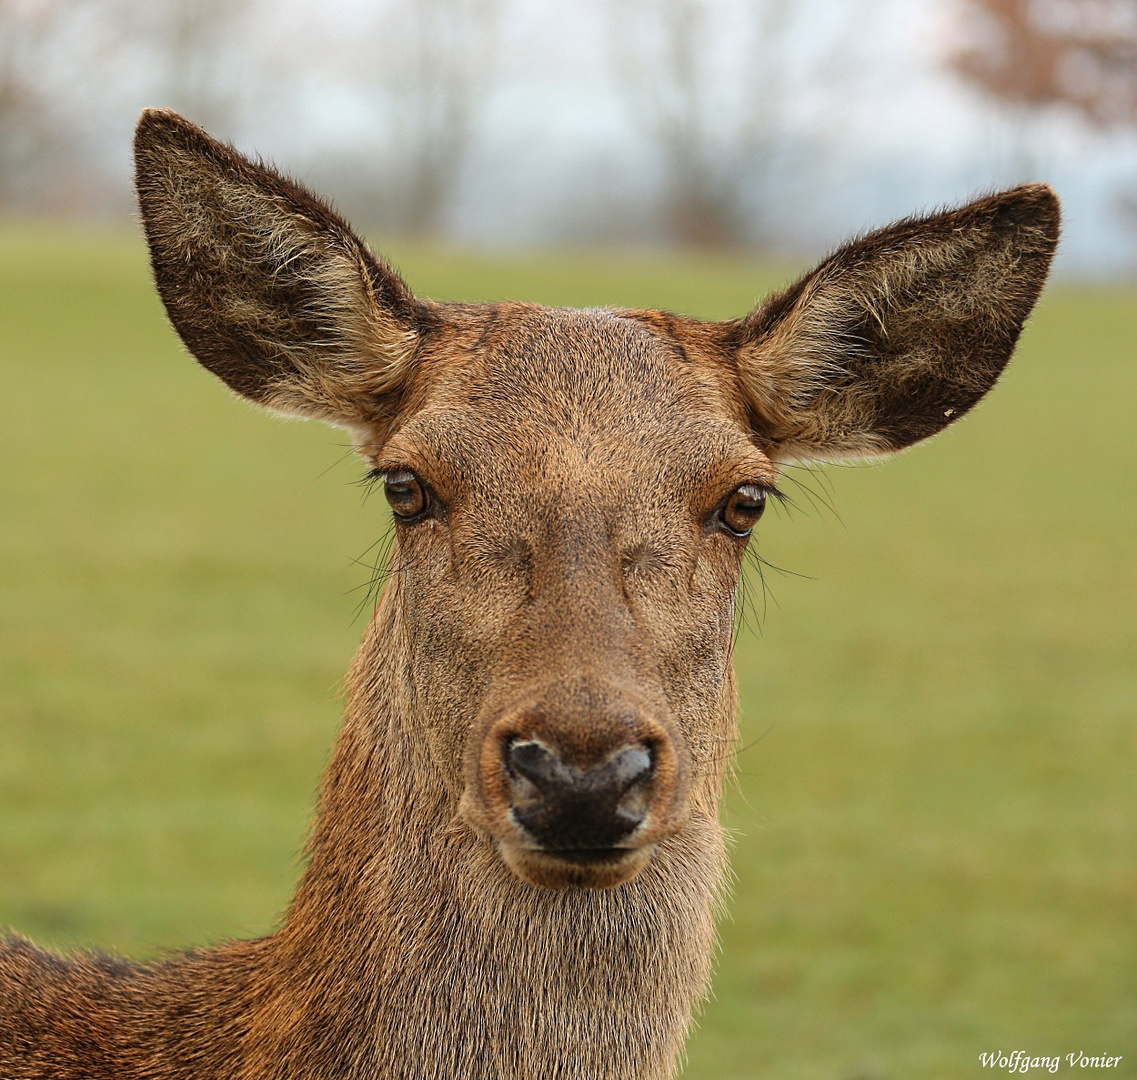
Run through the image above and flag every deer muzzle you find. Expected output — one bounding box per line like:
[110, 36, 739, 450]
[461, 680, 691, 889]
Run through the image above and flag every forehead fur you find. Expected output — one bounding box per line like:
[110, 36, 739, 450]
[381, 303, 766, 491]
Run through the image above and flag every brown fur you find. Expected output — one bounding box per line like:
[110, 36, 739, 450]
[0, 110, 1059, 1079]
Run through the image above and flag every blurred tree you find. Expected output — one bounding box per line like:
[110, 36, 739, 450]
[954, 0, 1137, 239]
[954, 0, 1137, 125]
[608, 0, 802, 248]
[0, 0, 82, 209]
[345, 0, 502, 236]
[108, 0, 258, 138]
[0, 0, 268, 214]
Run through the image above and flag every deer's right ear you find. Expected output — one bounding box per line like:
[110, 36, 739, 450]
[133, 108, 421, 432]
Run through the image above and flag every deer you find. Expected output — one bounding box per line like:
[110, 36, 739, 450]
[0, 108, 1059, 1080]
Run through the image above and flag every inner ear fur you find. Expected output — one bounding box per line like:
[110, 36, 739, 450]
[732, 184, 1060, 461]
[134, 108, 422, 429]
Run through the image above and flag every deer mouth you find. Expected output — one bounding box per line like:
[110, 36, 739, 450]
[497, 841, 655, 890]
[541, 847, 639, 865]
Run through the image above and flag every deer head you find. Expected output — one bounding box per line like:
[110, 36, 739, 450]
[134, 109, 1058, 894]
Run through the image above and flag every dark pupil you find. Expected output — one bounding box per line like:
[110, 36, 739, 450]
[723, 485, 766, 535]
[384, 471, 426, 519]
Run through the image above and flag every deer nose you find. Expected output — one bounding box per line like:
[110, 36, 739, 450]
[505, 740, 654, 853]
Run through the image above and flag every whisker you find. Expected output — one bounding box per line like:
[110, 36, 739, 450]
[774, 463, 842, 523]
[300, 441, 362, 492]
[346, 465, 399, 620]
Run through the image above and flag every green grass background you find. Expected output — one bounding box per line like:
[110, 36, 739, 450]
[1, 222, 1133, 1078]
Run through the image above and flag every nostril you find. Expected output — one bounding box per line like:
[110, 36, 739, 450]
[606, 746, 653, 793]
[606, 746, 653, 830]
[508, 740, 569, 793]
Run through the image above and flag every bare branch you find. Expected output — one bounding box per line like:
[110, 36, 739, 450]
[350, 0, 503, 236]
[0, 0, 85, 208]
[607, 0, 829, 247]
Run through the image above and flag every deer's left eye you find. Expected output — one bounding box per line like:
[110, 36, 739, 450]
[718, 484, 768, 537]
[384, 470, 428, 520]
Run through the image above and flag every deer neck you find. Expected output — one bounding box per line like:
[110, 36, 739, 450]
[242, 599, 733, 1080]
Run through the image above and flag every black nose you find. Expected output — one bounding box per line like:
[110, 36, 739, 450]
[506, 740, 654, 853]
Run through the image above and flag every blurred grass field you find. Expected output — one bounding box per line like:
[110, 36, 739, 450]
[0, 221, 1134, 1079]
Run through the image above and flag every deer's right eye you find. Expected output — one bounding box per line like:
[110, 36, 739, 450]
[383, 470, 428, 520]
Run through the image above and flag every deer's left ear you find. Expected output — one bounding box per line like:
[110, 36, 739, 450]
[732, 184, 1060, 461]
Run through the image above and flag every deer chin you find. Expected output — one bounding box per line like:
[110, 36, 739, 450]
[497, 841, 655, 890]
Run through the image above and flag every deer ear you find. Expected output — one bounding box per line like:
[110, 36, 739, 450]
[733, 185, 1060, 461]
[133, 108, 421, 432]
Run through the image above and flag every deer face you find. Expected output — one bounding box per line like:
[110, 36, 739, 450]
[133, 111, 1058, 891]
[361, 305, 772, 887]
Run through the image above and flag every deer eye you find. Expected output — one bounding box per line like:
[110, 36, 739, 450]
[718, 484, 768, 537]
[383, 470, 428, 520]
